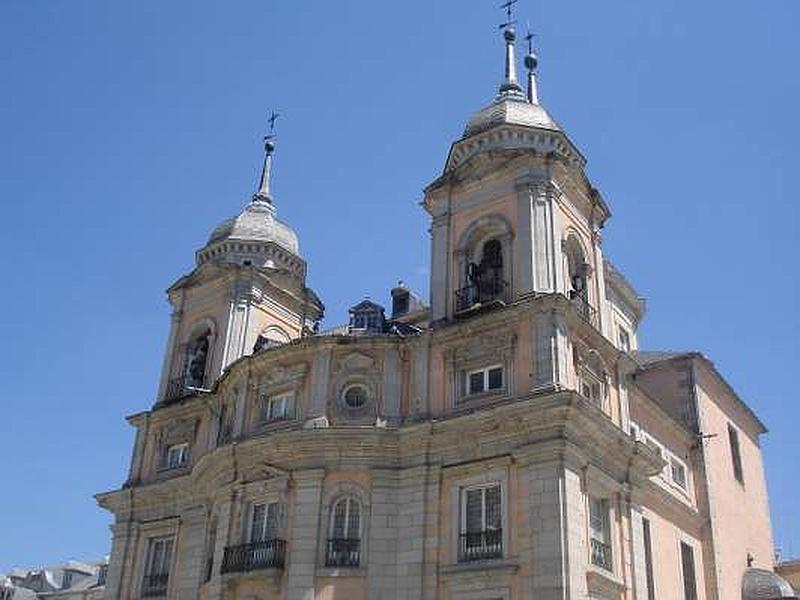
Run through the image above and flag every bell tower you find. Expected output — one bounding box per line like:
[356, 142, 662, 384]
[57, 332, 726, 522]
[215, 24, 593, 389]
[154, 124, 324, 405]
[424, 16, 611, 336]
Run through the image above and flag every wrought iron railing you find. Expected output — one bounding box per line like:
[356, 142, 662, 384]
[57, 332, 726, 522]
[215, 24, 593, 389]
[590, 538, 613, 571]
[162, 376, 200, 404]
[458, 529, 503, 562]
[325, 538, 361, 568]
[141, 573, 169, 597]
[455, 279, 509, 312]
[569, 292, 599, 329]
[220, 539, 286, 574]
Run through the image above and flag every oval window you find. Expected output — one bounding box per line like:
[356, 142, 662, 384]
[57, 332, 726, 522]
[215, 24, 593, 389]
[343, 385, 367, 409]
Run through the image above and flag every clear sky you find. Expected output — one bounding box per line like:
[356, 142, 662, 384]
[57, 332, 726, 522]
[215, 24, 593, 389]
[1, 0, 798, 573]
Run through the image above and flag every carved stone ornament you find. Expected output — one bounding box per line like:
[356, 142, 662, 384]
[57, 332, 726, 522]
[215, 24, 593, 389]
[337, 351, 376, 372]
[445, 330, 517, 369]
[258, 363, 307, 389]
[156, 418, 199, 446]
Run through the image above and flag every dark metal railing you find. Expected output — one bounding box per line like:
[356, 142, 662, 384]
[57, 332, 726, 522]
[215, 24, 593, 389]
[590, 538, 613, 571]
[569, 292, 599, 329]
[455, 279, 509, 312]
[203, 556, 213, 583]
[220, 539, 286, 574]
[141, 573, 169, 597]
[458, 529, 503, 562]
[325, 538, 361, 568]
[163, 376, 200, 404]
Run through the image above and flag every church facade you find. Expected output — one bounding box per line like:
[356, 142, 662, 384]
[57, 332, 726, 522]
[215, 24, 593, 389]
[96, 19, 788, 600]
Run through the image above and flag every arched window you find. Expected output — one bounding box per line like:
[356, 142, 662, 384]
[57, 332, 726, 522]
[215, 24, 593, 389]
[185, 329, 211, 388]
[564, 235, 588, 302]
[326, 497, 361, 567]
[253, 326, 291, 353]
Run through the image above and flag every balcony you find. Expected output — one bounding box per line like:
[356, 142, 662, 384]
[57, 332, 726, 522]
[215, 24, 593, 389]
[590, 538, 612, 571]
[162, 376, 200, 404]
[220, 539, 286, 574]
[141, 573, 169, 597]
[455, 279, 509, 313]
[569, 292, 599, 330]
[325, 538, 361, 568]
[458, 529, 503, 562]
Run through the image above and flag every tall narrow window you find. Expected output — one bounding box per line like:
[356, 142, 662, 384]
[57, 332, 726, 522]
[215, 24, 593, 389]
[250, 502, 281, 542]
[728, 424, 744, 484]
[588, 497, 612, 571]
[642, 518, 655, 600]
[680, 541, 698, 600]
[459, 484, 502, 562]
[326, 498, 361, 567]
[142, 538, 173, 597]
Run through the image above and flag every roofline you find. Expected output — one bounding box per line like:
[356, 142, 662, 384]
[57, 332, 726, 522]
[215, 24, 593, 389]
[637, 352, 767, 434]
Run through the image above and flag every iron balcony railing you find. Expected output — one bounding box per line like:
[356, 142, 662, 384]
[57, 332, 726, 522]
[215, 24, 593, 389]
[141, 573, 169, 597]
[162, 376, 200, 404]
[590, 538, 613, 571]
[569, 292, 599, 329]
[220, 539, 287, 574]
[458, 529, 503, 562]
[455, 279, 509, 313]
[325, 538, 361, 568]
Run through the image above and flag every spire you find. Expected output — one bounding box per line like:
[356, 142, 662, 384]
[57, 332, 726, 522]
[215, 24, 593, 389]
[498, 0, 524, 96]
[524, 29, 540, 104]
[253, 111, 279, 205]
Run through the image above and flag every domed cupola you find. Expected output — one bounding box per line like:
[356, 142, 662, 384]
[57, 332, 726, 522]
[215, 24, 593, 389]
[444, 20, 584, 174]
[195, 133, 305, 280]
[743, 568, 798, 600]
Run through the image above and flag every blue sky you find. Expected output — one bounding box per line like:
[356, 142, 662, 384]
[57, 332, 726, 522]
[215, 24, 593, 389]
[1, 0, 798, 571]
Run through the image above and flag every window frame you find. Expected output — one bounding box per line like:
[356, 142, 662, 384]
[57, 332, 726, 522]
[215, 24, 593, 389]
[464, 365, 505, 398]
[728, 423, 744, 484]
[258, 392, 294, 424]
[329, 496, 362, 541]
[248, 501, 282, 543]
[587, 495, 613, 572]
[163, 443, 190, 470]
[670, 456, 688, 491]
[679, 540, 698, 600]
[341, 383, 369, 410]
[642, 517, 656, 600]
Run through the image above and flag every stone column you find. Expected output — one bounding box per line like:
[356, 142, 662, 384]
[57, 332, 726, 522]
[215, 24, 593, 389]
[516, 179, 558, 297]
[367, 469, 400, 598]
[382, 347, 402, 425]
[222, 281, 251, 369]
[409, 337, 431, 419]
[203, 493, 236, 600]
[532, 312, 569, 392]
[305, 348, 331, 427]
[105, 520, 138, 600]
[429, 212, 451, 323]
[286, 469, 325, 600]
[126, 414, 150, 485]
[156, 308, 183, 402]
[172, 506, 208, 600]
[628, 496, 649, 600]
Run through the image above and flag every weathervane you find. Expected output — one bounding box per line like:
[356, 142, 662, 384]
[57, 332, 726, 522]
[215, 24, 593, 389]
[266, 111, 280, 139]
[499, 0, 519, 30]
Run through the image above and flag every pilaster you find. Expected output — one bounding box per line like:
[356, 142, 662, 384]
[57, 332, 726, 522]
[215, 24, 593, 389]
[305, 348, 331, 425]
[286, 469, 325, 600]
[172, 505, 208, 600]
[367, 469, 400, 598]
[382, 347, 402, 424]
[430, 211, 451, 323]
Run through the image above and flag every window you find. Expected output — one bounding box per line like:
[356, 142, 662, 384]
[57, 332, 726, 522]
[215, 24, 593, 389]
[588, 497, 612, 571]
[259, 393, 292, 423]
[97, 564, 108, 587]
[342, 384, 368, 409]
[62, 571, 73, 589]
[728, 424, 744, 484]
[642, 518, 655, 600]
[680, 541, 698, 600]
[465, 365, 504, 397]
[326, 497, 361, 567]
[164, 443, 189, 470]
[142, 538, 173, 597]
[618, 327, 631, 352]
[459, 484, 502, 562]
[184, 331, 210, 388]
[250, 502, 281, 542]
[580, 370, 605, 406]
[670, 457, 687, 490]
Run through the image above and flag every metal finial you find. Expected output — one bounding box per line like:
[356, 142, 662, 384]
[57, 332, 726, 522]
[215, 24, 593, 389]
[498, 0, 523, 96]
[254, 111, 279, 204]
[524, 26, 539, 104]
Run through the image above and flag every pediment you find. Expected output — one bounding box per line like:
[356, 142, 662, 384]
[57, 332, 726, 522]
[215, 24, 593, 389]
[338, 352, 375, 371]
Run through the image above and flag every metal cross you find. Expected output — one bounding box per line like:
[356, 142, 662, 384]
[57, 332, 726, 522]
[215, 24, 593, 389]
[525, 28, 536, 53]
[500, 0, 519, 29]
[267, 111, 280, 135]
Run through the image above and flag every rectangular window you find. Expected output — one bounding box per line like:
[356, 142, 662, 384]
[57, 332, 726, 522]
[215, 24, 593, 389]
[728, 424, 744, 484]
[249, 502, 281, 542]
[464, 366, 505, 397]
[680, 541, 698, 600]
[259, 393, 293, 424]
[579, 370, 605, 406]
[670, 457, 687, 490]
[142, 538, 173, 597]
[164, 443, 189, 469]
[642, 518, 656, 600]
[588, 497, 612, 571]
[618, 327, 631, 352]
[459, 484, 503, 562]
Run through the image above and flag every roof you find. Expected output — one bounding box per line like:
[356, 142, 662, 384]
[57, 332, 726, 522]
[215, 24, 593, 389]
[633, 350, 768, 434]
[464, 96, 560, 138]
[743, 568, 798, 600]
[206, 200, 299, 255]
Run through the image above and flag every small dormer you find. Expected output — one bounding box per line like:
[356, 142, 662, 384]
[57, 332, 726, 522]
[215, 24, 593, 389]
[348, 300, 386, 335]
